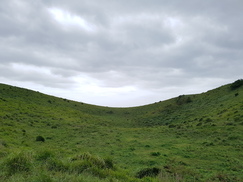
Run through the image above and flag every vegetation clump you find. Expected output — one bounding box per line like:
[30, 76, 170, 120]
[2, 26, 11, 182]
[230, 79, 243, 90]
[135, 167, 161, 178]
[176, 95, 192, 105]
[70, 152, 114, 170]
[36, 136, 45, 142]
[2, 151, 32, 176]
[150, 152, 161, 156]
[35, 150, 54, 161]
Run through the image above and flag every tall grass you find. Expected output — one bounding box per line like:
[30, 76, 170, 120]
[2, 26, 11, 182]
[1, 151, 33, 176]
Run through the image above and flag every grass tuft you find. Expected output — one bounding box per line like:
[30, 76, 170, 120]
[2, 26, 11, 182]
[1, 151, 32, 176]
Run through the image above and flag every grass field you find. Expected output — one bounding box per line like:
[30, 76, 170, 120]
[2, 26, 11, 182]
[0, 80, 243, 181]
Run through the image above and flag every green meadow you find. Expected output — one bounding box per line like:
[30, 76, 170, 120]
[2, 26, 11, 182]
[0, 80, 243, 181]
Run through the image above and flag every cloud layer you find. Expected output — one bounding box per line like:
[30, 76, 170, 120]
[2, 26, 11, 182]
[0, 0, 243, 106]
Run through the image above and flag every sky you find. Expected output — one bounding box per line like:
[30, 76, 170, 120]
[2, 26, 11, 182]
[0, 0, 243, 107]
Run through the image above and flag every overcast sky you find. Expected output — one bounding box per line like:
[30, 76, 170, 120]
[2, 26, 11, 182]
[0, 0, 242, 107]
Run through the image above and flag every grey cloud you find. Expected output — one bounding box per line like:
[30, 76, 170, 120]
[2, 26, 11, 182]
[0, 63, 75, 88]
[0, 0, 242, 106]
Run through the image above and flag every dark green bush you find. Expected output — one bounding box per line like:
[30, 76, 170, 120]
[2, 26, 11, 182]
[230, 79, 243, 90]
[228, 135, 240, 140]
[196, 122, 202, 126]
[205, 118, 213, 123]
[104, 157, 114, 169]
[211, 173, 233, 182]
[106, 111, 114, 114]
[186, 97, 192, 103]
[176, 95, 192, 105]
[169, 124, 176, 128]
[136, 167, 161, 178]
[36, 135, 45, 142]
[151, 152, 161, 156]
[0, 140, 8, 147]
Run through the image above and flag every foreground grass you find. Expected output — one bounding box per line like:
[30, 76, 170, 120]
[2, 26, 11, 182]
[0, 80, 243, 181]
[0, 149, 183, 182]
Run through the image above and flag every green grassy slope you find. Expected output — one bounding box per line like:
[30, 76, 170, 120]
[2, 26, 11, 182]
[0, 81, 243, 181]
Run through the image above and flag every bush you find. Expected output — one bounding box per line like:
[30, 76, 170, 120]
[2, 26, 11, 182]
[0, 140, 8, 147]
[136, 167, 161, 178]
[169, 124, 176, 128]
[106, 111, 114, 114]
[176, 95, 192, 105]
[230, 79, 243, 90]
[36, 135, 45, 142]
[196, 122, 202, 126]
[211, 173, 233, 182]
[205, 118, 213, 123]
[151, 152, 161, 156]
[104, 157, 114, 169]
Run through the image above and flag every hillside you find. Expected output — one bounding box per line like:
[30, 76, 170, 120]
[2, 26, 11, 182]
[0, 80, 243, 181]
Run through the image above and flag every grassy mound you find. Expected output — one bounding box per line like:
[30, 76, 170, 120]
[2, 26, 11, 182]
[0, 80, 243, 181]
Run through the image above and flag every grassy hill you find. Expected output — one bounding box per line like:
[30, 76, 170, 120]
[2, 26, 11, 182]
[0, 80, 243, 181]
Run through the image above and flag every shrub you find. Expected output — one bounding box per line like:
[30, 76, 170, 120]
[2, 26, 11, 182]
[234, 117, 241, 122]
[196, 122, 202, 126]
[169, 124, 176, 128]
[228, 135, 239, 140]
[136, 167, 161, 178]
[176, 95, 192, 105]
[230, 79, 243, 90]
[104, 157, 114, 169]
[0, 140, 8, 147]
[106, 111, 114, 114]
[51, 125, 58, 129]
[186, 97, 192, 103]
[36, 135, 45, 142]
[151, 152, 161, 156]
[211, 173, 232, 182]
[205, 118, 213, 123]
